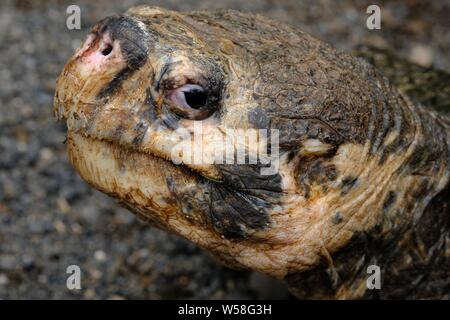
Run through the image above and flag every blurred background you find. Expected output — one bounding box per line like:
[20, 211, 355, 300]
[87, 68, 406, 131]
[0, 0, 449, 299]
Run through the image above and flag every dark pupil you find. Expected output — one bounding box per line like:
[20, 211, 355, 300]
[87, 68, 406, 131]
[184, 89, 207, 109]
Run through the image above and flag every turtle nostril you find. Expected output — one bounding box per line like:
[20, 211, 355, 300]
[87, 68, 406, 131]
[101, 44, 113, 56]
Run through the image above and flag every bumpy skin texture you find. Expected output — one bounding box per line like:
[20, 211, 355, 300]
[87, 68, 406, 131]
[54, 6, 450, 299]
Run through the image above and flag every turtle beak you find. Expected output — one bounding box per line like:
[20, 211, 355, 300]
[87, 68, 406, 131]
[53, 15, 148, 121]
[53, 35, 126, 122]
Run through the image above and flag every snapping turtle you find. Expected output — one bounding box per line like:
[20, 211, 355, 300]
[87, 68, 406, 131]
[54, 6, 450, 299]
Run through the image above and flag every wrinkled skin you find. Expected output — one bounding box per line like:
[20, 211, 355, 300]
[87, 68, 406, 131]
[54, 6, 450, 299]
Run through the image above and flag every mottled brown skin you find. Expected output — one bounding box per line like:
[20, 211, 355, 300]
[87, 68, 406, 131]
[54, 6, 450, 299]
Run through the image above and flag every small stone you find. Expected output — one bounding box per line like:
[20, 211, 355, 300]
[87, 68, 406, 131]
[94, 250, 107, 262]
[0, 274, 9, 286]
[409, 44, 433, 67]
[56, 197, 71, 213]
[39, 147, 54, 165]
[89, 268, 103, 280]
[53, 219, 66, 234]
[71, 223, 83, 234]
[84, 288, 96, 299]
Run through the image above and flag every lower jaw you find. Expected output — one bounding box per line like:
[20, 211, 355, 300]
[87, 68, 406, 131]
[66, 131, 206, 226]
[65, 131, 314, 277]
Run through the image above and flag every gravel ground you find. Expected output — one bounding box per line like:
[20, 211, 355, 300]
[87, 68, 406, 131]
[0, 0, 449, 299]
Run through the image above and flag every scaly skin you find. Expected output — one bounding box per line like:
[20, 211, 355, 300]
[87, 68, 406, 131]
[356, 45, 450, 115]
[54, 6, 450, 299]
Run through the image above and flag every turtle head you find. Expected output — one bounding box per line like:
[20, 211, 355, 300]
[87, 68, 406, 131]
[54, 6, 449, 284]
[54, 7, 289, 274]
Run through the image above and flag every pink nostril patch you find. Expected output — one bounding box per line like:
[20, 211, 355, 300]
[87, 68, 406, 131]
[78, 33, 118, 70]
[74, 32, 126, 78]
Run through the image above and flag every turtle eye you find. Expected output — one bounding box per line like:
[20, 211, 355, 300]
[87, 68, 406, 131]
[168, 84, 207, 109]
[166, 84, 216, 120]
